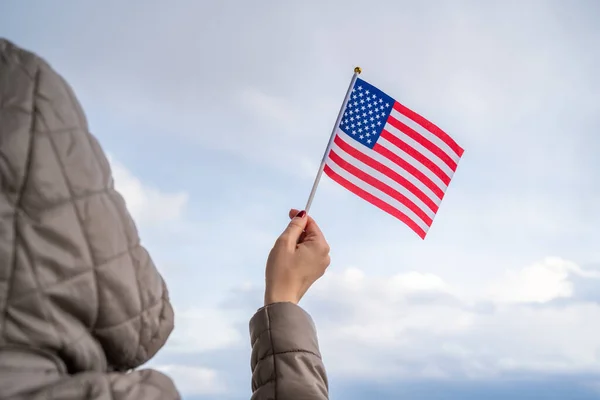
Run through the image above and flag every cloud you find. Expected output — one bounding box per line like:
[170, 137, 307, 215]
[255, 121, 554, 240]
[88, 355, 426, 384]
[108, 157, 189, 226]
[162, 256, 600, 397]
[237, 87, 297, 132]
[488, 258, 600, 304]
[154, 365, 225, 396]
[149, 257, 600, 397]
[167, 307, 245, 353]
[289, 257, 600, 380]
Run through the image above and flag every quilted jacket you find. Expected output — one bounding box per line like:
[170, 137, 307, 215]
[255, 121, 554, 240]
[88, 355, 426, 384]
[0, 39, 328, 399]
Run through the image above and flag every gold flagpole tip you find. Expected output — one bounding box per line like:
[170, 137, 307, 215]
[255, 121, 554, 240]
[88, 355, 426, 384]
[354, 66, 362, 74]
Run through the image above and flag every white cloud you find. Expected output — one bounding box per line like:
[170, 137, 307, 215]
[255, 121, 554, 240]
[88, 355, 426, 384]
[108, 157, 189, 226]
[166, 308, 244, 353]
[488, 258, 580, 304]
[237, 87, 297, 132]
[154, 365, 225, 395]
[297, 257, 600, 380]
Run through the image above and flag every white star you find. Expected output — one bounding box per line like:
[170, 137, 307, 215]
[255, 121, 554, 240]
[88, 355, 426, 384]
[360, 99, 365, 104]
[357, 121, 362, 126]
[362, 112, 367, 117]
[371, 123, 375, 127]
[365, 89, 370, 95]
[377, 121, 382, 126]
[358, 128, 363, 133]
[363, 119, 368, 125]
[367, 103, 372, 108]
[361, 106, 366, 111]
[385, 103, 390, 107]
[372, 95, 377, 99]
[350, 116, 355, 121]
[359, 134, 364, 139]
[357, 86, 363, 91]
[379, 99, 383, 103]
[366, 133, 371, 137]
[351, 123, 355, 128]
[358, 92, 364, 97]
[367, 139, 372, 144]
[352, 130, 356, 135]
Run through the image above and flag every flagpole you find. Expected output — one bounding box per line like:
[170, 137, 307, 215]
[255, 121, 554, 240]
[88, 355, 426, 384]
[304, 67, 362, 213]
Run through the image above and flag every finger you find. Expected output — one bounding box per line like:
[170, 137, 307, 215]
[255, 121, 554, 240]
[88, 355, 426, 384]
[303, 216, 326, 242]
[289, 208, 302, 219]
[289, 209, 316, 225]
[289, 208, 325, 240]
[280, 210, 308, 246]
[288, 209, 325, 244]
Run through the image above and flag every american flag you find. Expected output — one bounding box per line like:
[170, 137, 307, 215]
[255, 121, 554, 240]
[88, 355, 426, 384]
[324, 78, 464, 239]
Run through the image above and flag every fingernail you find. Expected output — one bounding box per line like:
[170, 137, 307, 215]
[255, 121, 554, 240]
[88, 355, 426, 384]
[296, 210, 306, 218]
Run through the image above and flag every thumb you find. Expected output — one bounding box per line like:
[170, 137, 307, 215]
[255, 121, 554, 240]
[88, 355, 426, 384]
[280, 210, 308, 246]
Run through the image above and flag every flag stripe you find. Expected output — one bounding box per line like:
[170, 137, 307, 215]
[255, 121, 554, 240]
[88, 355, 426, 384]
[326, 157, 429, 232]
[332, 133, 439, 214]
[323, 164, 427, 239]
[336, 129, 444, 204]
[328, 149, 433, 225]
[383, 123, 455, 179]
[380, 129, 452, 186]
[377, 135, 448, 193]
[387, 113, 458, 172]
[373, 141, 446, 200]
[393, 102, 464, 157]
[389, 108, 461, 164]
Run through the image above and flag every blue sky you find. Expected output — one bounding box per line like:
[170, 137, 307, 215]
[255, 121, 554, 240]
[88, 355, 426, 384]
[2, 0, 600, 398]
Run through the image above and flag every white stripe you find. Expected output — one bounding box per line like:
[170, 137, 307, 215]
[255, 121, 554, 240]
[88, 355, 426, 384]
[332, 130, 445, 203]
[384, 121, 455, 179]
[329, 140, 436, 219]
[326, 155, 431, 232]
[377, 135, 449, 195]
[390, 108, 461, 163]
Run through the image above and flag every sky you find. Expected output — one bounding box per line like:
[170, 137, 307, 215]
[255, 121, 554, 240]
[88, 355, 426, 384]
[1, 0, 600, 398]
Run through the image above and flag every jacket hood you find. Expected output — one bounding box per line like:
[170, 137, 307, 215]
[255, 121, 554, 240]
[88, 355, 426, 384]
[0, 38, 174, 376]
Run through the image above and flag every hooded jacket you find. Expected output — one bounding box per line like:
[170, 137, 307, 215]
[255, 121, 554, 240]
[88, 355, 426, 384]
[0, 39, 328, 400]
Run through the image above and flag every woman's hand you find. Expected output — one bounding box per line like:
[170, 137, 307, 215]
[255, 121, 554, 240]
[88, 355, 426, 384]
[264, 209, 331, 306]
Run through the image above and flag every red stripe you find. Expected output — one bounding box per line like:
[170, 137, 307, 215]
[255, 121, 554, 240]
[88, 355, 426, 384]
[328, 150, 433, 226]
[380, 129, 451, 186]
[387, 114, 458, 171]
[393, 102, 464, 157]
[333, 135, 438, 213]
[373, 142, 445, 200]
[324, 165, 427, 239]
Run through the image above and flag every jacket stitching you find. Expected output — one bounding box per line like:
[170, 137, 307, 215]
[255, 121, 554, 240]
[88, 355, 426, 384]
[257, 349, 322, 364]
[2, 66, 63, 348]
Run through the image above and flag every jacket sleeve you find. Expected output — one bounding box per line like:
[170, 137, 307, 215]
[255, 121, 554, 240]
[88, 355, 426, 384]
[250, 302, 329, 400]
